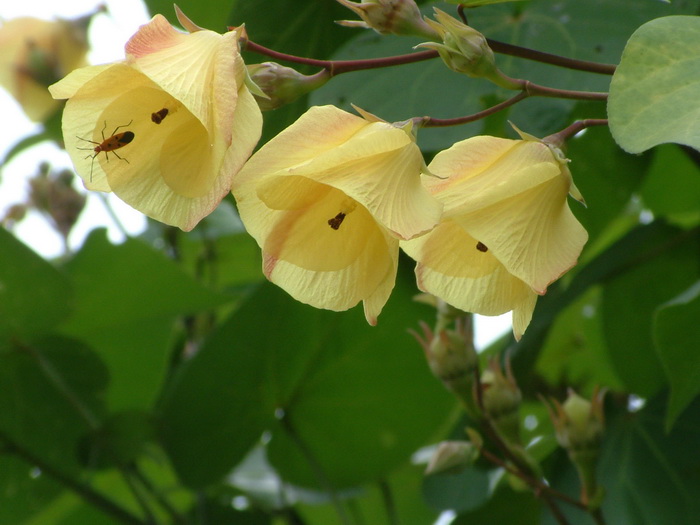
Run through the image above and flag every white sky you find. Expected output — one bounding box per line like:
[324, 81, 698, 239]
[0, 0, 510, 349]
[0, 0, 150, 258]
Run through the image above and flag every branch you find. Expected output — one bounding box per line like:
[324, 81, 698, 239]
[0, 430, 147, 525]
[244, 39, 437, 76]
[487, 39, 617, 75]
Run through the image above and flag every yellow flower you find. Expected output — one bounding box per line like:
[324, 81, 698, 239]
[49, 10, 262, 231]
[401, 131, 588, 339]
[0, 16, 89, 121]
[232, 105, 442, 325]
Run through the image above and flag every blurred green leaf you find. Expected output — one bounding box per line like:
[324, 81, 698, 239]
[265, 271, 456, 489]
[641, 145, 700, 221]
[78, 410, 154, 469]
[157, 282, 277, 489]
[0, 228, 73, 340]
[58, 230, 229, 411]
[310, 28, 493, 152]
[598, 395, 700, 525]
[536, 288, 624, 392]
[566, 123, 649, 242]
[0, 336, 108, 524]
[511, 221, 699, 392]
[654, 281, 700, 431]
[601, 223, 699, 397]
[143, 0, 235, 32]
[452, 485, 541, 524]
[231, 0, 355, 64]
[608, 16, 700, 153]
[423, 466, 490, 512]
[446, 0, 526, 5]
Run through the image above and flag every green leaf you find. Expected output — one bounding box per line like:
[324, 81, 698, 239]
[309, 25, 495, 151]
[566, 120, 649, 242]
[0, 228, 73, 340]
[160, 269, 455, 489]
[452, 485, 541, 524]
[510, 221, 697, 389]
[601, 223, 699, 397]
[640, 144, 700, 221]
[59, 230, 229, 411]
[599, 395, 700, 525]
[654, 281, 700, 431]
[445, 0, 526, 5]
[422, 467, 491, 513]
[608, 16, 700, 153]
[157, 283, 278, 489]
[78, 410, 154, 469]
[536, 288, 624, 393]
[265, 271, 456, 489]
[231, 0, 354, 65]
[0, 336, 109, 524]
[142, 0, 234, 32]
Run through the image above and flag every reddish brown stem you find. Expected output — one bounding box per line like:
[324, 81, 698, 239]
[244, 39, 438, 76]
[487, 39, 616, 75]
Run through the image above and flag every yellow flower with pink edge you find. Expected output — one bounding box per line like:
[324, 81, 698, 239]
[401, 128, 588, 339]
[49, 9, 262, 231]
[232, 105, 443, 325]
[0, 16, 89, 121]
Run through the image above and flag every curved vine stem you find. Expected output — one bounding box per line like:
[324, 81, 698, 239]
[243, 37, 616, 78]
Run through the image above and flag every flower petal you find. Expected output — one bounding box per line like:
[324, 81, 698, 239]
[402, 220, 536, 317]
[456, 172, 588, 293]
[425, 137, 559, 217]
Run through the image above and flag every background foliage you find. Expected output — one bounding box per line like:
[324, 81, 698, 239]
[1, 0, 700, 524]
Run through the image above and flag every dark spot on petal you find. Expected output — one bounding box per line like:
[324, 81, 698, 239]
[151, 108, 169, 124]
[328, 212, 346, 230]
[476, 241, 488, 253]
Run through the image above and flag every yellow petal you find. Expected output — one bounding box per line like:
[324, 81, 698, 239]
[126, 16, 242, 146]
[425, 137, 559, 217]
[288, 123, 442, 239]
[455, 172, 588, 294]
[402, 220, 536, 316]
[262, 207, 397, 323]
[49, 64, 112, 99]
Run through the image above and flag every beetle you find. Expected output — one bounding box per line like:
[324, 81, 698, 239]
[76, 120, 135, 181]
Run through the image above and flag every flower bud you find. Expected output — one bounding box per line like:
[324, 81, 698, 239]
[425, 440, 479, 475]
[247, 62, 329, 111]
[336, 0, 439, 38]
[416, 9, 518, 89]
[480, 359, 522, 446]
[546, 388, 606, 505]
[412, 318, 478, 414]
[28, 165, 86, 241]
